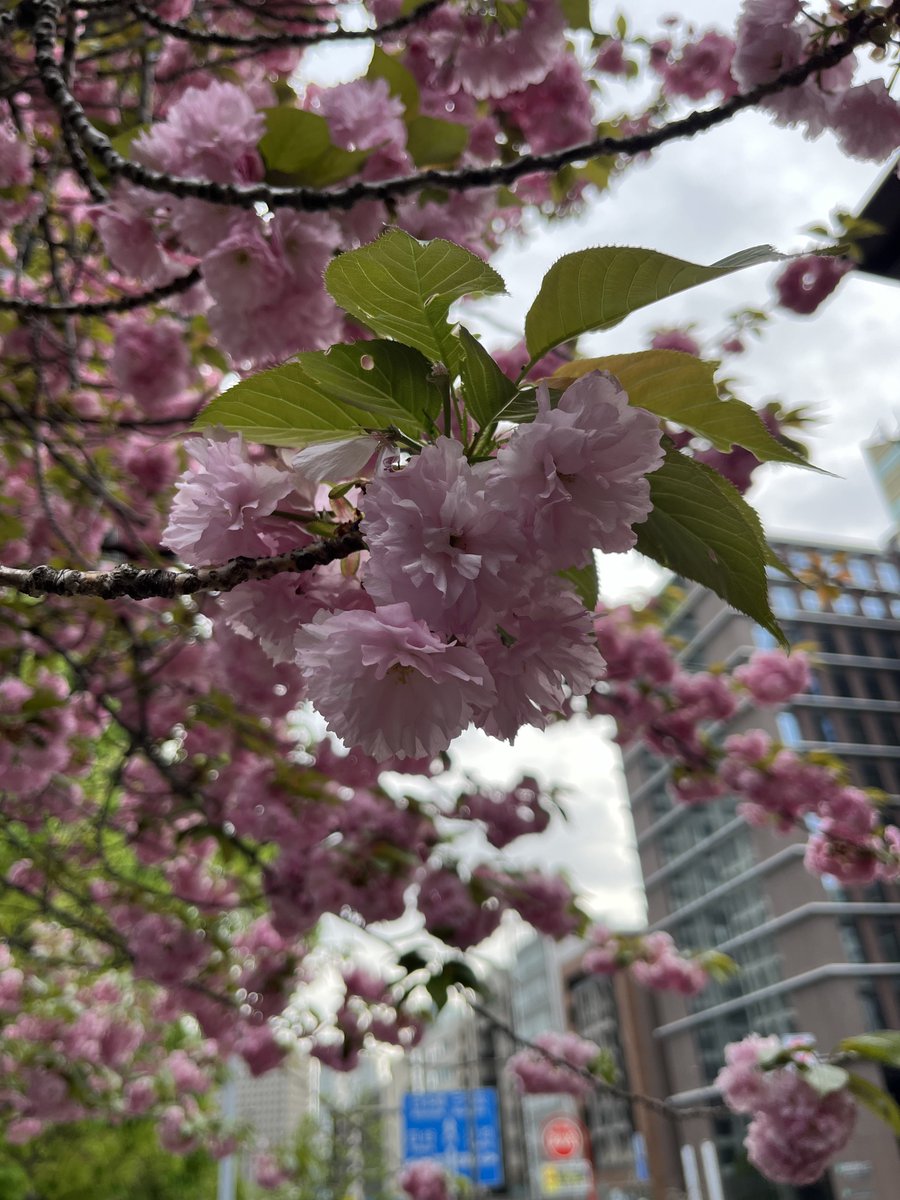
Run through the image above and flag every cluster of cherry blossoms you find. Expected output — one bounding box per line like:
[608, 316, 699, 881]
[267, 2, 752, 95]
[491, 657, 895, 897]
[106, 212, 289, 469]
[717, 1034, 858, 1186]
[399, 1159, 452, 1200]
[0, 934, 230, 1152]
[507, 1030, 604, 1099]
[165, 372, 664, 760]
[582, 925, 716, 997]
[592, 608, 900, 886]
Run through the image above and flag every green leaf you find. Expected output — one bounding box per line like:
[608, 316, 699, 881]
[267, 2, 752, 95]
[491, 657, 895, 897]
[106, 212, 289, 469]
[194, 340, 439, 446]
[397, 950, 430, 976]
[634, 447, 785, 644]
[324, 229, 506, 368]
[259, 108, 369, 186]
[425, 960, 482, 1012]
[697, 949, 739, 981]
[847, 1071, 900, 1135]
[367, 46, 419, 116]
[550, 352, 812, 467]
[803, 1062, 849, 1097]
[525, 244, 784, 363]
[839, 1031, 900, 1068]
[495, 0, 528, 30]
[454, 326, 517, 429]
[561, 0, 593, 29]
[559, 560, 599, 611]
[405, 115, 468, 166]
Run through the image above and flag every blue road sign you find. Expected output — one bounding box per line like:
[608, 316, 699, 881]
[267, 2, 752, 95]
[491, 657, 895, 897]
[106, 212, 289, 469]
[402, 1088, 504, 1188]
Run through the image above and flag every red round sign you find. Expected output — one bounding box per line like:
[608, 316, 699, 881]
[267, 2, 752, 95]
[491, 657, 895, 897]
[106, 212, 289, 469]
[542, 1116, 583, 1160]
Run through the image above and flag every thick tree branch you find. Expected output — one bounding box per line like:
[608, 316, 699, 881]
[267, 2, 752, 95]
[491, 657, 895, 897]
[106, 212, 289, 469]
[0, 265, 202, 315]
[129, 0, 447, 48]
[30, 0, 888, 214]
[0, 524, 366, 600]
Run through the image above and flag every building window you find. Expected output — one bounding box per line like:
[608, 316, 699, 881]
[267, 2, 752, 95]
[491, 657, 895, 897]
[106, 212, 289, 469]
[857, 986, 887, 1031]
[860, 595, 887, 618]
[752, 625, 778, 649]
[843, 711, 866, 743]
[817, 714, 839, 743]
[849, 629, 870, 657]
[849, 558, 877, 588]
[771, 586, 797, 616]
[839, 920, 866, 963]
[891, 599, 900, 620]
[833, 593, 857, 615]
[800, 589, 823, 612]
[776, 711, 803, 746]
[858, 760, 884, 790]
[877, 561, 900, 591]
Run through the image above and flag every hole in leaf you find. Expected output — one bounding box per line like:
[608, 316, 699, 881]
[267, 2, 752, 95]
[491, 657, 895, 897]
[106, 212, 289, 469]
[360, 354, 375, 371]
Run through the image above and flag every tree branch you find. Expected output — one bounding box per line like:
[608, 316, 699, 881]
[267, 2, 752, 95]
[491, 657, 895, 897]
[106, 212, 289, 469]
[30, 0, 887, 214]
[129, 0, 447, 48]
[469, 999, 726, 1121]
[0, 265, 202, 315]
[0, 524, 366, 600]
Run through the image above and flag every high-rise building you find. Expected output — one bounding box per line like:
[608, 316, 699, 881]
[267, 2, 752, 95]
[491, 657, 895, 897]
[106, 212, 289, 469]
[232, 1051, 318, 1147]
[623, 536, 900, 1200]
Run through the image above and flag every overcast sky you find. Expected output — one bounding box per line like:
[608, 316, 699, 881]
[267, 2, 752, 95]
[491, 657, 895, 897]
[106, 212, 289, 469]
[304, 1, 900, 940]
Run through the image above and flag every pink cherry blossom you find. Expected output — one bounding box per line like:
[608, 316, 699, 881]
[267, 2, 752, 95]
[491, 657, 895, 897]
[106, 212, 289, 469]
[400, 1161, 451, 1200]
[507, 1031, 599, 1098]
[594, 40, 628, 76]
[135, 80, 264, 183]
[416, 867, 503, 949]
[315, 77, 407, 154]
[831, 80, 900, 161]
[110, 317, 190, 410]
[427, 0, 565, 101]
[717, 1035, 857, 1186]
[657, 32, 737, 101]
[0, 121, 33, 189]
[775, 255, 851, 315]
[362, 438, 524, 634]
[498, 55, 594, 154]
[488, 371, 664, 568]
[295, 604, 495, 760]
[650, 328, 701, 355]
[162, 435, 297, 562]
[472, 578, 605, 741]
[734, 649, 811, 704]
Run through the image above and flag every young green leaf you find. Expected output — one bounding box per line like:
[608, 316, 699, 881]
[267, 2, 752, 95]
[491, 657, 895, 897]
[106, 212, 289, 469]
[367, 46, 420, 116]
[634, 447, 785, 644]
[550, 352, 813, 468]
[562, 0, 593, 29]
[324, 230, 506, 368]
[525, 244, 784, 363]
[846, 1071, 900, 1136]
[405, 115, 469, 166]
[194, 340, 439, 446]
[803, 1062, 849, 1097]
[838, 1031, 900, 1068]
[454, 326, 517, 429]
[259, 108, 370, 186]
[559, 560, 599, 611]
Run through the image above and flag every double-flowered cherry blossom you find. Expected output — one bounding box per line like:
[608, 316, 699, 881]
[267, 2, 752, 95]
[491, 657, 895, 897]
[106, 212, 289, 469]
[717, 1035, 857, 1186]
